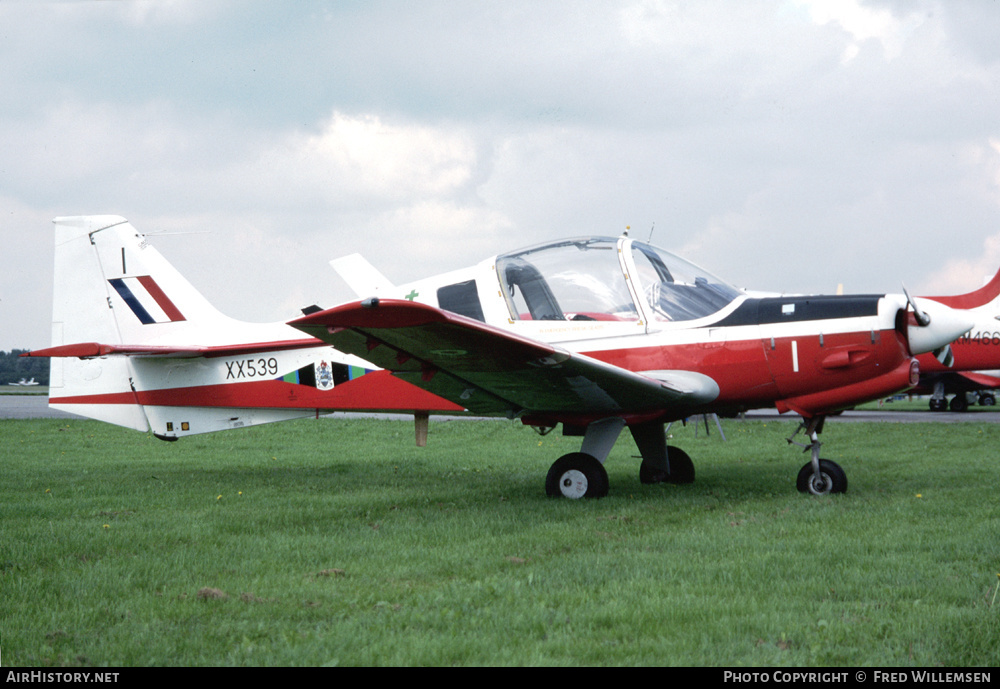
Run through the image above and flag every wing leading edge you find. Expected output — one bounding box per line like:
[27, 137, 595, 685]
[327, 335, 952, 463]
[289, 299, 719, 419]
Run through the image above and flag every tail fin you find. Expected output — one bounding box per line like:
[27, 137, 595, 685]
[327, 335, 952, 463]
[52, 215, 238, 345]
[46, 216, 286, 432]
[46, 216, 229, 430]
[925, 265, 1000, 311]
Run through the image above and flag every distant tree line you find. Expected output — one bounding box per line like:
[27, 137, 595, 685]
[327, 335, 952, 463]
[0, 350, 50, 386]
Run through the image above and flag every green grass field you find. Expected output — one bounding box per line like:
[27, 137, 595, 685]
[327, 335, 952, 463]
[1, 415, 997, 666]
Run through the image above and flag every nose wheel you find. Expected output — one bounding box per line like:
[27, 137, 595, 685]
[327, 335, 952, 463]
[789, 416, 848, 496]
[796, 458, 848, 496]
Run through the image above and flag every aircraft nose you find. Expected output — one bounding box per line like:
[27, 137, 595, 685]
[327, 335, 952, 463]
[905, 297, 975, 355]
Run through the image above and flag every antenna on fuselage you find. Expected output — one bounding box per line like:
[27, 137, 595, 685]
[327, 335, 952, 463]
[648, 222, 655, 243]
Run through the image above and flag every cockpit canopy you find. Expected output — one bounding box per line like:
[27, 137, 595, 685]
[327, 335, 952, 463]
[495, 237, 740, 324]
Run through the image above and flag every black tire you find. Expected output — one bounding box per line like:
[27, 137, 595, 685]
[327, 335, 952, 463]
[639, 447, 695, 485]
[639, 459, 667, 484]
[545, 453, 609, 499]
[665, 446, 695, 484]
[950, 395, 969, 412]
[796, 459, 847, 496]
[980, 393, 996, 407]
[929, 398, 947, 412]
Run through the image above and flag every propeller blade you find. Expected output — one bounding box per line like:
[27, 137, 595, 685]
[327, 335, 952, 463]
[902, 284, 931, 326]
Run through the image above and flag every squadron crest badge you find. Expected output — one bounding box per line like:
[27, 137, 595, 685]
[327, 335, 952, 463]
[314, 361, 335, 391]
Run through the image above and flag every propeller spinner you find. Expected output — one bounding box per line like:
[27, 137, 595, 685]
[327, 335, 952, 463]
[901, 285, 972, 365]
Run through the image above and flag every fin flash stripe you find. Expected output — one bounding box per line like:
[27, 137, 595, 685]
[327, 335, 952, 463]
[109, 276, 187, 324]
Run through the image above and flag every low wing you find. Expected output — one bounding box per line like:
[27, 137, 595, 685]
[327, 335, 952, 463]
[289, 299, 718, 419]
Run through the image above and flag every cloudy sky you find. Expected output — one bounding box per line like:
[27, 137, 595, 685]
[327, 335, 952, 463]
[3, 0, 1000, 351]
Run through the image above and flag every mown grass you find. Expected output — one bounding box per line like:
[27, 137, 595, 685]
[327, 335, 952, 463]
[1, 415, 998, 666]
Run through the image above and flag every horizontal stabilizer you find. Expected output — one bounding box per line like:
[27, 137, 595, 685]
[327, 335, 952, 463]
[330, 253, 395, 298]
[25, 338, 326, 360]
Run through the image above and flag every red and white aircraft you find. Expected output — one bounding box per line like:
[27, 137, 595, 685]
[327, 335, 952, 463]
[913, 272, 1000, 411]
[292, 233, 975, 498]
[26, 217, 977, 499]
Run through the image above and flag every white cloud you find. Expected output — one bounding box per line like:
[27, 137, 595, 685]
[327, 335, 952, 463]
[992, 137, 1000, 197]
[112, 0, 220, 27]
[795, 0, 929, 62]
[923, 233, 1000, 296]
[357, 200, 514, 281]
[922, 138, 1000, 295]
[283, 112, 479, 201]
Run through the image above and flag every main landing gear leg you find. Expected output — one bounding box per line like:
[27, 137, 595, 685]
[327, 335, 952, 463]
[929, 380, 947, 412]
[788, 415, 848, 496]
[630, 420, 695, 486]
[545, 418, 625, 499]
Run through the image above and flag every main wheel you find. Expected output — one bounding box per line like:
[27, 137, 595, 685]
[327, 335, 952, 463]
[950, 395, 969, 412]
[639, 459, 667, 484]
[665, 446, 695, 484]
[796, 459, 847, 496]
[545, 453, 609, 499]
[641, 446, 696, 484]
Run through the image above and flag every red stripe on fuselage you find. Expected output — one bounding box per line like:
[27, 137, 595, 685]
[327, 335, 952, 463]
[51, 370, 463, 413]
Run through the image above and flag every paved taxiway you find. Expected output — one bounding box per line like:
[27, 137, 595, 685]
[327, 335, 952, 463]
[0, 395, 82, 420]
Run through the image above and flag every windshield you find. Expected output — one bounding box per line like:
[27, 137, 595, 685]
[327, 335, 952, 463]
[495, 236, 740, 323]
[496, 238, 637, 321]
[629, 241, 741, 321]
